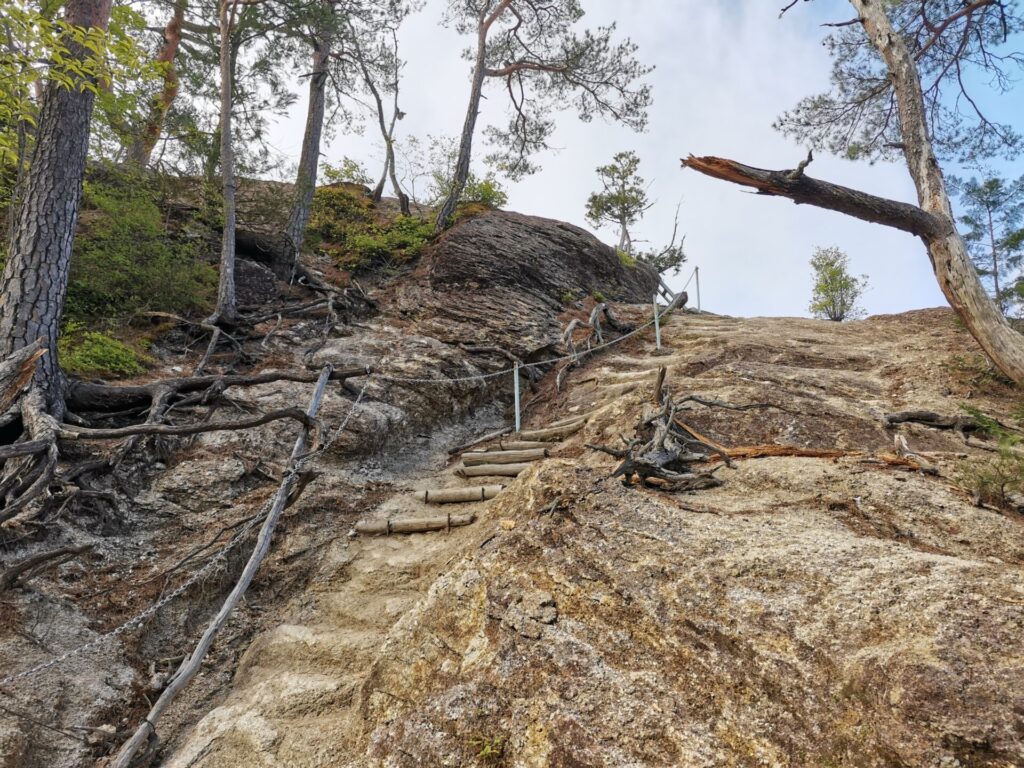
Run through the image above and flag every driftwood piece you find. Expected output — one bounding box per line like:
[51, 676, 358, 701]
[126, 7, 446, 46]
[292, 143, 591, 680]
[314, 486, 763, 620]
[415, 486, 504, 504]
[355, 513, 475, 536]
[457, 463, 532, 478]
[462, 448, 548, 466]
[516, 422, 585, 442]
[111, 366, 334, 768]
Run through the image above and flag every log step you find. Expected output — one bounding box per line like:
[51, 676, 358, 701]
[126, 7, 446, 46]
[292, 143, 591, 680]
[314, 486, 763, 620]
[516, 421, 585, 442]
[413, 486, 504, 504]
[462, 448, 548, 466]
[456, 463, 532, 478]
[493, 440, 554, 451]
[548, 413, 592, 428]
[355, 513, 476, 536]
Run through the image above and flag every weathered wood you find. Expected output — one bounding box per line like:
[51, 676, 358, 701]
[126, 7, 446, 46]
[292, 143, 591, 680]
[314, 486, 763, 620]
[356, 513, 476, 535]
[653, 366, 666, 405]
[516, 421, 585, 441]
[456, 463, 532, 478]
[0, 544, 92, 592]
[496, 440, 555, 451]
[0, 339, 45, 415]
[548, 413, 592, 428]
[462, 448, 548, 466]
[111, 366, 334, 768]
[415, 486, 504, 504]
[447, 426, 514, 455]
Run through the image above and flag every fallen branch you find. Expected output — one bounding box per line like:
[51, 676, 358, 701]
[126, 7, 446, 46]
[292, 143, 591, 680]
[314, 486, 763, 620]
[111, 366, 334, 768]
[447, 426, 514, 455]
[58, 408, 311, 441]
[0, 544, 92, 591]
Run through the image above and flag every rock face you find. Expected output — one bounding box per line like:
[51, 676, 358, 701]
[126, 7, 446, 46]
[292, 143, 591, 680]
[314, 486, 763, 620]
[167, 308, 1024, 768]
[385, 210, 659, 358]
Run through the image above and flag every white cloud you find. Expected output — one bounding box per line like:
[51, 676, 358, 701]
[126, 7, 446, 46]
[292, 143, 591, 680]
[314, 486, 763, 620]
[268, 0, 954, 317]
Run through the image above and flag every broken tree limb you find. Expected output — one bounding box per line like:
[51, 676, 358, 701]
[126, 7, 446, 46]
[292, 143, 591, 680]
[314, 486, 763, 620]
[516, 422, 585, 442]
[355, 513, 476, 536]
[462, 448, 549, 466]
[457, 463, 532, 478]
[681, 155, 946, 239]
[415, 486, 504, 504]
[110, 366, 334, 768]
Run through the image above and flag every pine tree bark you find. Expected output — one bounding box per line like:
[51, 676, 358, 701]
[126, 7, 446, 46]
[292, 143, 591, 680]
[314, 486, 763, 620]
[0, 0, 114, 414]
[209, 0, 238, 324]
[279, 38, 330, 280]
[435, 12, 494, 232]
[850, 0, 1024, 383]
[126, 0, 186, 167]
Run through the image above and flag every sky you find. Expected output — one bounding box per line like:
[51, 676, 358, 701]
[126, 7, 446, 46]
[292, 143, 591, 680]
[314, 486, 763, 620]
[265, 0, 1024, 319]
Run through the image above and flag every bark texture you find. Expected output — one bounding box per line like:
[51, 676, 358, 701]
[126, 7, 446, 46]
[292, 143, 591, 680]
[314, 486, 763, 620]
[0, 0, 114, 412]
[280, 39, 330, 281]
[210, 0, 238, 324]
[848, 0, 1024, 385]
[434, 17, 491, 232]
[127, 0, 186, 167]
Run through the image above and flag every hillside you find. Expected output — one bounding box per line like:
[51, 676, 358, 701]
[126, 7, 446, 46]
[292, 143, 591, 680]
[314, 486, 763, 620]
[1, 199, 1023, 768]
[161, 307, 1024, 768]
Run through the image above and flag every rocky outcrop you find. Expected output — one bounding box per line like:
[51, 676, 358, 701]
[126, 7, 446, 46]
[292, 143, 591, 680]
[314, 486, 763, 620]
[166, 308, 1024, 768]
[383, 210, 658, 358]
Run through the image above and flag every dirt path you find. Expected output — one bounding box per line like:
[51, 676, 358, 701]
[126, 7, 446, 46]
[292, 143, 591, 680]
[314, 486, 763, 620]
[162, 413, 526, 767]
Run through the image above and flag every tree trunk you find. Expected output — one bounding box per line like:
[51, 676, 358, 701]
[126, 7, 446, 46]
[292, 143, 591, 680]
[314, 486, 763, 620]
[987, 208, 1003, 312]
[850, 0, 1024, 383]
[126, 0, 186, 167]
[435, 24, 489, 232]
[279, 38, 330, 281]
[0, 0, 114, 415]
[209, 0, 238, 325]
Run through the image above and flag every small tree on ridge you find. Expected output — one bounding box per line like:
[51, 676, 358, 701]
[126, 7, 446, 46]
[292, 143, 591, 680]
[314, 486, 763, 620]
[808, 246, 867, 322]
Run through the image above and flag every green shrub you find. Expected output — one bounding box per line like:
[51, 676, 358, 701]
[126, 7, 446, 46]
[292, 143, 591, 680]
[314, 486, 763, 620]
[616, 249, 637, 268]
[308, 184, 433, 272]
[68, 174, 216, 321]
[462, 175, 508, 209]
[59, 322, 150, 378]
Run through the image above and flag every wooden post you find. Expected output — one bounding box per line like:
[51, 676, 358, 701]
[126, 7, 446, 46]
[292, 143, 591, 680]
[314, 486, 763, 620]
[653, 294, 662, 349]
[696, 266, 701, 311]
[513, 363, 521, 433]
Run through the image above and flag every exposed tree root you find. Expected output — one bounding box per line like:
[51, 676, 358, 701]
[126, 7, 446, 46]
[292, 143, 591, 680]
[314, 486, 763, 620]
[0, 543, 92, 591]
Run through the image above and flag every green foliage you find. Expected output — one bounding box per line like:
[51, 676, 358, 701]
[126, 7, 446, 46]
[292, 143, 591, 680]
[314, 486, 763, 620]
[0, 2, 159, 170]
[808, 246, 868, 322]
[774, 2, 1022, 163]
[561, 289, 578, 304]
[949, 172, 1024, 315]
[468, 734, 506, 762]
[321, 158, 373, 186]
[592, 290, 606, 302]
[954, 406, 1024, 509]
[58, 322, 149, 378]
[67, 172, 216, 321]
[616, 249, 637, 267]
[461, 175, 508, 208]
[307, 185, 433, 271]
[586, 151, 650, 250]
